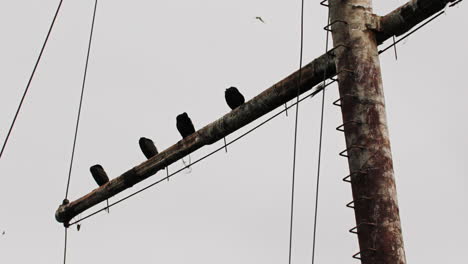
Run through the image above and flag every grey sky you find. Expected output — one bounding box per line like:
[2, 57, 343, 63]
[0, 1, 467, 263]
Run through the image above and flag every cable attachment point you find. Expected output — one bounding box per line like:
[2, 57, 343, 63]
[352, 248, 377, 260]
[392, 36, 398, 60]
[333, 97, 343, 107]
[450, 0, 463, 7]
[349, 222, 377, 234]
[332, 90, 360, 108]
[223, 137, 228, 153]
[336, 120, 363, 132]
[339, 145, 366, 158]
[326, 44, 349, 57]
[320, 0, 329, 7]
[336, 68, 355, 76]
[342, 169, 367, 183]
[324, 20, 348, 32]
[346, 196, 373, 209]
[310, 77, 338, 98]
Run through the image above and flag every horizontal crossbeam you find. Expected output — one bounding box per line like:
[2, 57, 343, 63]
[55, 0, 459, 224]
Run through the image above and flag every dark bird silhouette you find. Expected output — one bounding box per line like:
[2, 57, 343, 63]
[90, 164, 109, 186]
[225, 87, 245, 110]
[139, 137, 158, 159]
[90, 164, 111, 213]
[176, 112, 195, 139]
[255, 16, 265, 23]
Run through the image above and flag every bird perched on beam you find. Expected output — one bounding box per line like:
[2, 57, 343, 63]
[90, 164, 111, 213]
[90, 164, 109, 186]
[139, 137, 158, 159]
[225, 87, 245, 110]
[176, 112, 195, 139]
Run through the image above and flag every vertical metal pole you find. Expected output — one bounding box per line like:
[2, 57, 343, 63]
[328, 1, 406, 263]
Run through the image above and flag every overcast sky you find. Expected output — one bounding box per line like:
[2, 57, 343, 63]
[0, 1, 467, 263]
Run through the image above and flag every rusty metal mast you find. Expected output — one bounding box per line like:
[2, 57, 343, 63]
[328, 0, 406, 263]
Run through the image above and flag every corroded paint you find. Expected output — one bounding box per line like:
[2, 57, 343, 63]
[329, 0, 406, 263]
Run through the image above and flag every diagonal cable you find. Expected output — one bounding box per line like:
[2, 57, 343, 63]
[0, 0, 64, 160]
[63, 1, 99, 263]
[64, 0, 99, 200]
[311, 7, 331, 264]
[288, 0, 305, 262]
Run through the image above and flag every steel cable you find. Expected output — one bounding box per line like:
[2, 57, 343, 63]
[288, 0, 306, 263]
[63, 1, 98, 263]
[311, 7, 331, 264]
[0, 0, 64, 160]
[64, 0, 98, 200]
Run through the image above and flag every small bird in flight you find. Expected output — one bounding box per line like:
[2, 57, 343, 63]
[225, 87, 245, 110]
[176, 112, 196, 139]
[255, 16, 265, 23]
[139, 137, 158, 159]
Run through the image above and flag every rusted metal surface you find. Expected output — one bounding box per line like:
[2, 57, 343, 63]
[55, 54, 336, 224]
[377, 0, 457, 43]
[329, 0, 406, 264]
[55, 0, 455, 225]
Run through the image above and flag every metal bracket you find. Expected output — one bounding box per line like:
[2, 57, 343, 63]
[324, 20, 348, 32]
[320, 0, 329, 7]
[343, 169, 366, 183]
[346, 196, 373, 209]
[343, 166, 375, 183]
[333, 90, 364, 108]
[349, 222, 377, 234]
[352, 248, 377, 260]
[339, 145, 366, 158]
[336, 120, 362, 132]
[326, 44, 349, 57]
[333, 97, 343, 107]
[364, 13, 381, 32]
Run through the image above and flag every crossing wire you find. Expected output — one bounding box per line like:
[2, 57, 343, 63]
[311, 6, 331, 264]
[63, 1, 99, 263]
[0, 0, 64, 160]
[67, 83, 335, 227]
[288, 0, 306, 263]
[64, 0, 99, 200]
